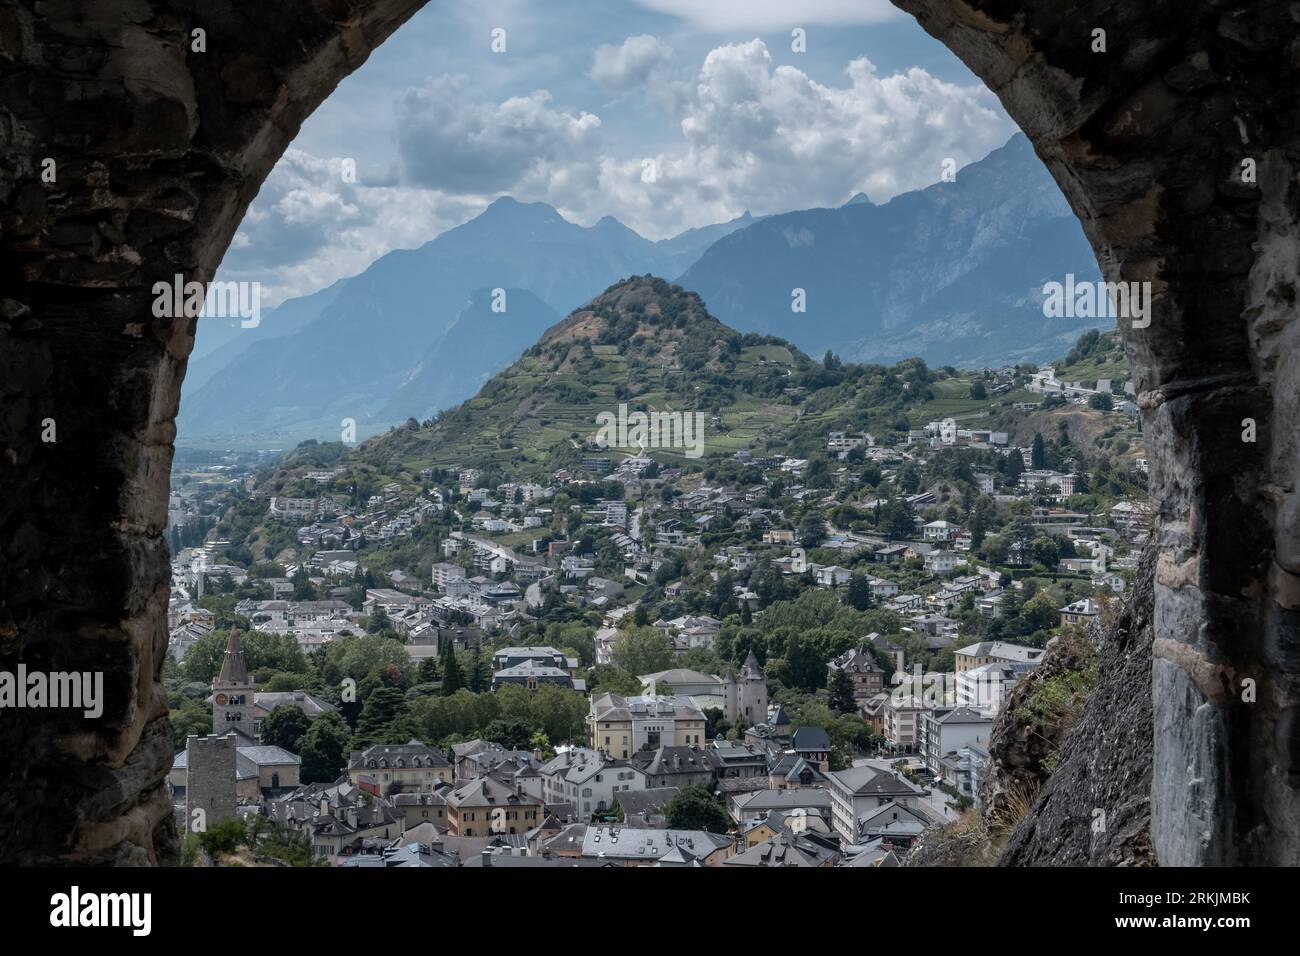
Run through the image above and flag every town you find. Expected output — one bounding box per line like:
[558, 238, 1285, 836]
[162, 327, 1150, 868]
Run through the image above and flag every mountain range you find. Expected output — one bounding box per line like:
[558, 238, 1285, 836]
[179, 133, 1105, 443]
[677, 133, 1104, 367]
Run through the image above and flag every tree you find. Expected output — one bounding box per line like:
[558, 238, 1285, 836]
[466, 644, 489, 693]
[440, 641, 463, 696]
[1005, 449, 1025, 484]
[367, 606, 391, 634]
[298, 710, 351, 783]
[261, 704, 311, 752]
[880, 499, 915, 538]
[844, 573, 872, 611]
[530, 684, 589, 743]
[588, 664, 642, 696]
[666, 784, 731, 834]
[969, 380, 987, 399]
[1089, 392, 1113, 411]
[1031, 432, 1047, 469]
[482, 717, 534, 750]
[797, 513, 826, 547]
[353, 686, 411, 747]
[827, 668, 858, 714]
[169, 697, 212, 749]
[611, 626, 673, 677]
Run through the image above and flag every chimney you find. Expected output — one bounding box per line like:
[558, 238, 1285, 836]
[481, 849, 493, 868]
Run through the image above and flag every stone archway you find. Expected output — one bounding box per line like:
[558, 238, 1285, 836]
[0, 0, 1295, 865]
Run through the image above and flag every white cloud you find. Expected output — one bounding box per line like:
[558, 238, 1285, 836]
[228, 40, 1016, 300]
[218, 149, 484, 306]
[396, 75, 601, 192]
[629, 0, 900, 31]
[591, 34, 674, 91]
[548, 40, 1016, 238]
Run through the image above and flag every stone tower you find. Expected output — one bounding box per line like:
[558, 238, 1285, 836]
[184, 734, 238, 836]
[736, 651, 768, 728]
[212, 629, 257, 739]
[722, 666, 737, 725]
[722, 652, 769, 728]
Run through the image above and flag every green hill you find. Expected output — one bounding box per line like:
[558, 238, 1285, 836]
[362, 276, 836, 476]
[272, 279, 1140, 486]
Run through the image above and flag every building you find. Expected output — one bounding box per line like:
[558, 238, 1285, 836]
[347, 742, 453, 795]
[392, 790, 449, 830]
[827, 647, 885, 700]
[171, 732, 300, 805]
[731, 788, 833, 827]
[211, 629, 257, 739]
[922, 520, 961, 542]
[920, 707, 994, 776]
[431, 562, 466, 591]
[588, 693, 707, 759]
[722, 651, 768, 727]
[1059, 597, 1102, 626]
[792, 726, 832, 772]
[954, 640, 1045, 673]
[181, 734, 237, 832]
[767, 752, 828, 790]
[577, 826, 733, 866]
[826, 763, 927, 846]
[445, 776, 544, 837]
[882, 696, 928, 752]
[923, 549, 962, 574]
[491, 658, 584, 693]
[1019, 470, 1077, 496]
[539, 747, 648, 820]
[956, 661, 1037, 711]
[631, 745, 716, 789]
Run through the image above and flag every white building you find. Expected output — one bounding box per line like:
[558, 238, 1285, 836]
[539, 747, 648, 820]
[921, 707, 994, 776]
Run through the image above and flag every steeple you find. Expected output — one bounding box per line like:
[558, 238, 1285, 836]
[212, 628, 257, 740]
[742, 650, 761, 679]
[216, 628, 250, 686]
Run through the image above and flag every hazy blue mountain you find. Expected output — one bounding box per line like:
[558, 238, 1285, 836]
[178, 199, 751, 439]
[378, 287, 561, 423]
[676, 133, 1108, 368]
[184, 277, 348, 392]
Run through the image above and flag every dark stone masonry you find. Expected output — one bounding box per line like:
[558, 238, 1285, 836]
[0, 0, 1296, 864]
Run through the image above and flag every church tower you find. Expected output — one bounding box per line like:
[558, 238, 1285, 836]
[212, 628, 258, 740]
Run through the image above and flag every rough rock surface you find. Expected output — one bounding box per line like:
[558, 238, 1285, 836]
[907, 547, 1154, 867]
[998, 547, 1155, 865]
[895, 0, 1300, 866]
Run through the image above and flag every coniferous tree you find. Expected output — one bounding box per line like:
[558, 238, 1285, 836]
[844, 573, 873, 611]
[440, 641, 463, 696]
[828, 668, 858, 714]
[467, 644, 489, 693]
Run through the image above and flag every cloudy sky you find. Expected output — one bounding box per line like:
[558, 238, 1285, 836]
[220, 0, 1018, 306]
